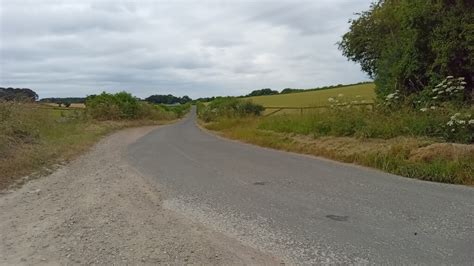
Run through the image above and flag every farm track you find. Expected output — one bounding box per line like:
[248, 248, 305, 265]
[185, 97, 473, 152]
[127, 107, 474, 264]
[0, 125, 277, 264]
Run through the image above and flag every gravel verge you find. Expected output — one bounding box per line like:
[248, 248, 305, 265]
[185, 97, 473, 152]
[0, 126, 278, 265]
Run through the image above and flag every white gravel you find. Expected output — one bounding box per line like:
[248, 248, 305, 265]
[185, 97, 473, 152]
[0, 126, 278, 265]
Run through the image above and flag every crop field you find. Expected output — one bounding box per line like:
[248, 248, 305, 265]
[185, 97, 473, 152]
[247, 83, 376, 108]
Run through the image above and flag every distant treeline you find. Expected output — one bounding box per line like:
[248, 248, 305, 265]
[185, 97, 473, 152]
[144, 94, 192, 104]
[39, 94, 193, 105]
[242, 82, 372, 98]
[0, 87, 38, 102]
[39, 97, 86, 104]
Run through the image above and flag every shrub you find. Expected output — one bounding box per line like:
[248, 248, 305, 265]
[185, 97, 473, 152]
[85, 91, 177, 121]
[198, 98, 264, 122]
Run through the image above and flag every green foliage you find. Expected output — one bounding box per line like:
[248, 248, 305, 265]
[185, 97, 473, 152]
[157, 103, 191, 118]
[145, 94, 192, 105]
[246, 88, 279, 97]
[197, 98, 264, 122]
[39, 97, 85, 104]
[0, 87, 38, 102]
[259, 105, 473, 143]
[85, 91, 178, 120]
[339, 0, 473, 100]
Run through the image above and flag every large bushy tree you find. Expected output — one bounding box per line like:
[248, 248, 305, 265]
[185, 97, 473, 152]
[339, 0, 473, 101]
[0, 87, 38, 102]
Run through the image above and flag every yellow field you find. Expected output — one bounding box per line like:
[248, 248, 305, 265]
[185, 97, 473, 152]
[247, 83, 376, 107]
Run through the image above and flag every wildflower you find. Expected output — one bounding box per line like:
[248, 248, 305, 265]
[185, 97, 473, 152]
[338, 93, 344, 97]
[451, 128, 455, 132]
[460, 81, 467, 85]
[458, 77, 465, 80]
[447, 120, 454, 126]
[420, 108, 428, 112]
[430, 106, 436, 110]
[328, 97, 335, 102]
[432, 96, 438, 100]
[458, 120, 466, 125]
[468, 119, 474, 125]
[454, 113, 461, 117]
[447, 76, 454, 79]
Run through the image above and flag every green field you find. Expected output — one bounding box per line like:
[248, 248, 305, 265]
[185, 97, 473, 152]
[247, 83, 376, 107]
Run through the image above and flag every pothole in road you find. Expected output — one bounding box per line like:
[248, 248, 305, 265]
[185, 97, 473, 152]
[326, 215, 349, 222]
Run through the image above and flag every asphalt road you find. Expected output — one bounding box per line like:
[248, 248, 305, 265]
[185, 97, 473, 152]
[127, 107, 474, 264]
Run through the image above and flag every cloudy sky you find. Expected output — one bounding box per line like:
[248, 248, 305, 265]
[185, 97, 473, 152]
[1, 0, 372, 99]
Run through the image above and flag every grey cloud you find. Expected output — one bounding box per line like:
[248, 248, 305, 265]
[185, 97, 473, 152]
[0, 0, 372, 98]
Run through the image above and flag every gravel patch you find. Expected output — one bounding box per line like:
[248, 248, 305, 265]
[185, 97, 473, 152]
[0, 126, 277, 265]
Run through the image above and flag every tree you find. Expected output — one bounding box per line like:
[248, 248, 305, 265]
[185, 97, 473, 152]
[145, 94, 192, 104]
[0, 87, 38, 102]
[339, 0, 473, 100]
[246, 88, 279, 97]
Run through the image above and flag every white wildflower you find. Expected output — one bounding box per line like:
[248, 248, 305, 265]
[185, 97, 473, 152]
[420, 108, 428, 112]
[468, 119, 474, 125]
[458, 120, 466, 125]
[430, 106, 436, 110]
[338, 93, 344, 97]
[447, 120, 454, 126]
[432, 96, 438, 100]
[328, 97, 335, 102]
[447, 76, 454, 79]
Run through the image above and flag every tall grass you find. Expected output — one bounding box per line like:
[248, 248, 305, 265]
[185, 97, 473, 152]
[259, 106, 473, 143]
[0, 101, 177, 189]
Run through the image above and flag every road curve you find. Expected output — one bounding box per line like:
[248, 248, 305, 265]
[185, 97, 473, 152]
[127, 107, 474, 264]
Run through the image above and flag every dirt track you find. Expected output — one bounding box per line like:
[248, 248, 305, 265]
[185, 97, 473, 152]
[0, 126, 277, 265]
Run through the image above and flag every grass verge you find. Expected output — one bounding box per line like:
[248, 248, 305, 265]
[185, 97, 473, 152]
[200, 117, 473, 185]
[0, 103, 174, 190]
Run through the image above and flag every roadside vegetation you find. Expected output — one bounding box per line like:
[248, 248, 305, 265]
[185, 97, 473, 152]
[197, 0, 474, 186]
[0, 91, 190, 190]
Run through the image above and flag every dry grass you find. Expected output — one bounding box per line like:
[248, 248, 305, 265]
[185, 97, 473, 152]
[0, 102, 171, 190]
[201, 117, 474, 185]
